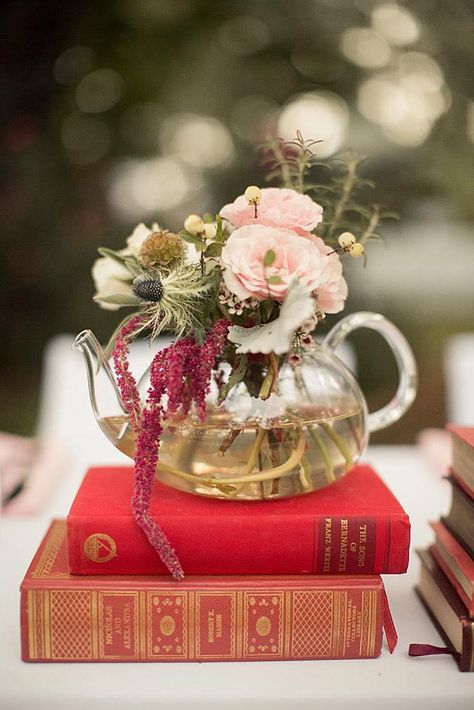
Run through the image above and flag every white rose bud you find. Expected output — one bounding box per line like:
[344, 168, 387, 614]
[184, 214, 205, 235]
[244, 185, 262, 205]
[203, 223, 217, 240]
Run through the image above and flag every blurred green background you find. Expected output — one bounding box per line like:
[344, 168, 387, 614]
[1, 0, 473, 441]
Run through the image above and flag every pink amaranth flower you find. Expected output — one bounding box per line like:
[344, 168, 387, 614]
[112, 319, 230, 580]
[112, 315, 145, 430]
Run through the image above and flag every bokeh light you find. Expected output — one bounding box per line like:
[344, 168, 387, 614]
[341, 27, 391, 69]
[53, 46, 95, 85]
[160, 113, 234, 168]
[107, 157, 193, 220]
[278, 92, 349, 157]
[76, 69, 125, 114]
[357, 52, 449, 146]
[371, 3, 419, 46]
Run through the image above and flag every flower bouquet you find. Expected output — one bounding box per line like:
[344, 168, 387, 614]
[80, 134, 416, 579]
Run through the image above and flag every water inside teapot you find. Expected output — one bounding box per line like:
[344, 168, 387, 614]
[98, 402, 364, 500]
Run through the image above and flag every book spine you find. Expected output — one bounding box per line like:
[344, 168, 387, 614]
[21, 582, 383, 662]
[67, 514, 410, 576]
[430, 545, 474, 617]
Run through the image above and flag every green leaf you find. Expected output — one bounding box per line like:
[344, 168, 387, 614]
[218, 355, 248, 404]
[263, 249, 276, 267]
[98, 247, 130, 266]
[179, 230, 206, 250]
[94, 293, 142, 307]
[215, 214, 225, 243]
[204, 242, 223, 258]
[261, 299, 275, 322]
[266, 275, 282, 285]
[124, 259, 142, 277]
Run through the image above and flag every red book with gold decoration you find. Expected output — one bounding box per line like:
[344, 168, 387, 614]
[430, 521, 474, 617]
[66, 464, 410, 576]
[21, 521, 389, 663]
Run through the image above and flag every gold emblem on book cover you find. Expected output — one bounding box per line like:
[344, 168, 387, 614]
[83, 533, 116, 563]
[256, 615, 272, 636]
[159, 615, 176, 636]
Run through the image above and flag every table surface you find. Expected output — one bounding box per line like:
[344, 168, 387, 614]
[0, 439, 474, 710]
[2, 430, 474, 708]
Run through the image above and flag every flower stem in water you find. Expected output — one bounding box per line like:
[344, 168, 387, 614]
[318, 421, 353, 470]
[309, 428, 336, 483]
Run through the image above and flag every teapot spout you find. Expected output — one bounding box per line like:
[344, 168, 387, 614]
[73, 329, 126, 423]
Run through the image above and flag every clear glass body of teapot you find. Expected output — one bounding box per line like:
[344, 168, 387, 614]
[98, 347, 368, 500]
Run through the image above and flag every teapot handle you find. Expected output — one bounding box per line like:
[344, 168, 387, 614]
[323, 312, 417, 433]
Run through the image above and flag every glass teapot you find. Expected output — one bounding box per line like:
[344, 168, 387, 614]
[74, 311, 417, 501]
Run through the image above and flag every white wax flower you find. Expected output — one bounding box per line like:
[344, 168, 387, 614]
[227, 279, 315, 355]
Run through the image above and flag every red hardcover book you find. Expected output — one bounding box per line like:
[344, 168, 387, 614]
[415, 549, 474, 672]
[430, 521, 474, 617]
[67, 464, 410, 576]
[21, 521, 386, 663]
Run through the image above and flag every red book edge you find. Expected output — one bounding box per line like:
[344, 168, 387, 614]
[430, 521, 474, 611]
[412, 549, 473, 672]
[448, 468, 474, 499]
[66, 465, 410, 577]
[446, 424, 474, 449]
[20, 521, 398, 662]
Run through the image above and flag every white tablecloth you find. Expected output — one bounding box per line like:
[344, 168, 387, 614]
[2, 441, 473, 709]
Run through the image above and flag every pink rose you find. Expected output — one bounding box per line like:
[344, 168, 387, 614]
[220, 224, 347, 311]
[220, 187, 323, 236]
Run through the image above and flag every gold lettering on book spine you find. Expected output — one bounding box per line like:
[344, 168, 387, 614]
[195, 592, 236, 659]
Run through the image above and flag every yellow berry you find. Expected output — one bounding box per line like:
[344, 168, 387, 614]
[203, 223, 217, 240]
[184, 214, 204, 235]
[349, 242, 365, 258]
[338, 231, 356, 249]
[244, 185, 262, 205]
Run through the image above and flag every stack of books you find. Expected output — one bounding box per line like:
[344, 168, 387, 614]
[20, 464, 407, 663]
[413, 425, 474, 672]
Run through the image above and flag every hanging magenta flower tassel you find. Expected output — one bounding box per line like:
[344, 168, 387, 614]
[112, 315, 144, 430]
[132, 353, 184, 580]
[112, 319, 230, 580]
